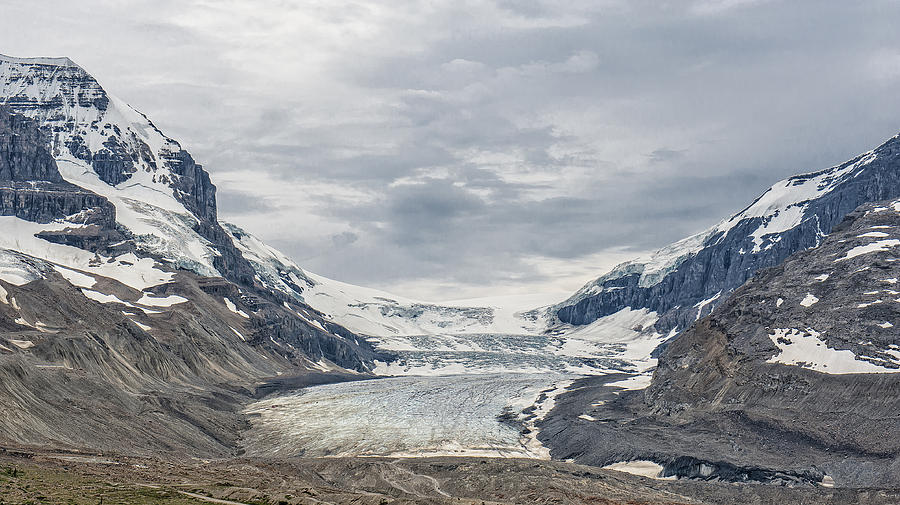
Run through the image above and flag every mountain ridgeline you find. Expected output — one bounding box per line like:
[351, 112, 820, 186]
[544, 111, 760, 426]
[555, 136, 900, 334]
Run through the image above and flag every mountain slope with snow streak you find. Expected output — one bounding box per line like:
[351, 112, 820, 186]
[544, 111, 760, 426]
[0, 55, 379, 377]
[542, 197, 900, 487]
[556, 134, 900, 335]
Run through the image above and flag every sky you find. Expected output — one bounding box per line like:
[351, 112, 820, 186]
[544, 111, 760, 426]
[3, 0, 900, 301]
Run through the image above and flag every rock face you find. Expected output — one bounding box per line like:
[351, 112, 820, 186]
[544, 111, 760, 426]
[0, 107, 60, 182]
[542, 199, 900, 487]
[0, 106, 117, 230]
[555, 135, 900, 335]
[0, 183, 112, 225]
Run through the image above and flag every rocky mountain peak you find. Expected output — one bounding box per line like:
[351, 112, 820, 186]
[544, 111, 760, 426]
[0, 53, 254, 283]
[0, 54, 217, 214]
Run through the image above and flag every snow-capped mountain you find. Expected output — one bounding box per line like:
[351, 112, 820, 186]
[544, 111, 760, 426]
[0, 54, 395, 455]
[543, 196, 900, 488]
[0, 54, 255, 282]
[5, 51, 900, 466]
[555, 136, 900, 335]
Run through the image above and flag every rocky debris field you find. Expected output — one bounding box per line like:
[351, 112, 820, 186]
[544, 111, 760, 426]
[542, 199, 900, 488]
[1, 447, 899, 505]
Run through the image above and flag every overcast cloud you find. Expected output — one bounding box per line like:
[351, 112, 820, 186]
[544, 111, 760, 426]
[3, 0, 900, 300]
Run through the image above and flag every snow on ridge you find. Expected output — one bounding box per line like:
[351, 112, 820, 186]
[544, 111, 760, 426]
[224, 221, 554, 338]
[565, 149, 882, 303]
[0, 54, 76, 67]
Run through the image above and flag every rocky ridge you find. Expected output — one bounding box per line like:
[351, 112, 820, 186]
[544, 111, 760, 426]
[555, 134, 900, 338]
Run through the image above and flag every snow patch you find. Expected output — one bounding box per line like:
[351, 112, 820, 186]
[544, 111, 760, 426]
[223, 297, 249, 318]
[800, 293, 819, 307]
[603, 461, 666, 479]
[836, 240, 900, 262]
[52, 265, 96, 289]
[81, 289, 128, 305]
[137, 293, 188, 307]
[606, 372, 653, 391]
[767, 328, 900, 374]
[8, 339, 34, 350]
[230, 326, 247, 341]
[693, 291, 721, 320]
[129, 319, 151, 331]
[0, 217, 173, 290]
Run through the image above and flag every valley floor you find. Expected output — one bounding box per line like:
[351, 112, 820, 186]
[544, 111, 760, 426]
[0, 447, 897, 505]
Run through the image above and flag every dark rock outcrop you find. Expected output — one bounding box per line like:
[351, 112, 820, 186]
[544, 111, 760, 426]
[0, 107, 60, 182]
[0, 106, 117, 229]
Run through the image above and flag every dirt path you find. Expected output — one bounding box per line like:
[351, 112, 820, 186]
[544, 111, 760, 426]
[177, 490, 254, 505]
[382, 459, 451, 498]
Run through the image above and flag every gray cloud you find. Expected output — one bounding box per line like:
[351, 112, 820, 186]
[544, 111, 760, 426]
[3, 0, 900, 299]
